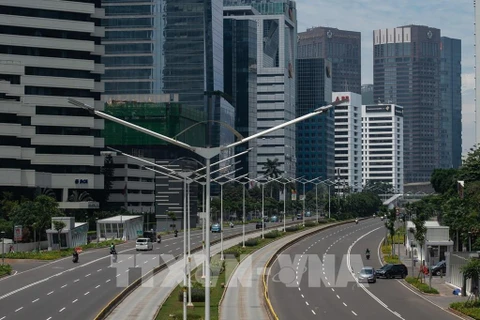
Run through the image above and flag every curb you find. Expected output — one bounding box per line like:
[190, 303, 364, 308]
[262, 218, 366, 319]
[448, 307, 477, 320]
[94, 219, 315, 320]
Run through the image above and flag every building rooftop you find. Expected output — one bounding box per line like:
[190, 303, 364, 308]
[97, 215, 142, 223]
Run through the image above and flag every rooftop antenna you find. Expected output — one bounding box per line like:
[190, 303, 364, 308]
[344, 79, 349, 92]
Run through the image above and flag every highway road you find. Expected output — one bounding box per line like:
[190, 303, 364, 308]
[0, 219, 303, 320]
[268, 219, 459, 320]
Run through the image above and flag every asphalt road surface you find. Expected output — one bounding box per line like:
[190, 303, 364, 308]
[0, 219, 304, 320]
[268, 219, 459, 320]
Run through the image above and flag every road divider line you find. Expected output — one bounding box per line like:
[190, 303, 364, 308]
[59, 307, 65, 312]
[47, 291, 54, 295]
[72, 299, 78, 303]
[32, 298, 39, 303]
[96, 285, 101, 289]
[347, 226, 405, 319]
[15, 307, 23, 312]
[74, 279, 79, 283]
[61, 284, 67, 288]
[84, 292, 90, 296]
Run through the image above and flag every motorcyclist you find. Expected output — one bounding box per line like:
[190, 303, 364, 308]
[72, 249, 79, 263]
[110, 243, 116, 254]
[366, 248, 370, 255]
[174, 229, 178, 237]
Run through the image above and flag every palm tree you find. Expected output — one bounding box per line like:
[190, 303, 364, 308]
[262, 158, 283, 199]
[34, 188, 56, 200]
[68, 190, 93, 202]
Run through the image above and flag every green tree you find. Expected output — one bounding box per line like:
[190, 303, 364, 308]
[52, 220, 66, 250]
[413, 216, 427, 281]
[166, 211, 177, 230]
[385, 208, 397, 255]
[262, 158, 282, 199]
[68, 190, 93, 202]
[461, 258, 480, 300]
[430, 168, 458, 195]
[10, 195, 63, 243]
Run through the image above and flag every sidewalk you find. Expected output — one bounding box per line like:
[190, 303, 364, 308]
[396, 244, 469, 309]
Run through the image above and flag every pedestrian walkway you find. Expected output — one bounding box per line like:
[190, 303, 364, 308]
[396, 244, 469, 309]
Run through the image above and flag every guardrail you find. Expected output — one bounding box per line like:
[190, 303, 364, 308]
[262, 218, 369, 319]
[94, 219, 317, 320]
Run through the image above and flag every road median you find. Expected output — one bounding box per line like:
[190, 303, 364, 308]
[94, 219, 315, 320]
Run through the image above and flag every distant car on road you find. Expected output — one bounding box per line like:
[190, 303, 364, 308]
[430, 260, 446, 276]
[211, 223, 221, 233]
[256, 222, 266, 229]
[375, 263, 408, 279]
[358, 266, 376, 283]
[296, 213, 302, 220]
[136, 238, 153, 251]
[271, 216, 278, 222]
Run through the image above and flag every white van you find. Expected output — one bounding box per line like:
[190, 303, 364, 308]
[136, 238, 153, 251]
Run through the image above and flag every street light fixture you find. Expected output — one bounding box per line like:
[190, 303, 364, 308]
[68, 97, 341, 320]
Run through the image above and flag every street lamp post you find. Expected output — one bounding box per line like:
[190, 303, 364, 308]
[69, 97, 341, 320]
[1, 231, 5, 265]
[267, 176, 292, 232]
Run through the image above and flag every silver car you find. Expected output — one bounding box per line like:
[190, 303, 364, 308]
[358, 267, 376, 283]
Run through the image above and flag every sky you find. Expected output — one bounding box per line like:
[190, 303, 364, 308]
[295, 0, 475, 155]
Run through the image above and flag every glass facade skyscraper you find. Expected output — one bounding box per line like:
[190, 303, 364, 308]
[298, 27, 361, 95]
[440, 37, 462, 169]
[224, 18, 258, 177]
[102, 0, 228, 110]
[296, 58, 334, 185]
[373, 25, 442, 183]
[223, 0, 298, 178]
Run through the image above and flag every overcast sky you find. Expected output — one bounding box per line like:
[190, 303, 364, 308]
[295, 0, 475, 154]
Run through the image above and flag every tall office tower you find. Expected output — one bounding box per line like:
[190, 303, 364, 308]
[475, 1, 480, 145]
[332, 92, 363, 193]
[373, 25, 442, 183]
[440, 37, 462, 168]
[223, 0, 297, 178]
[0, 1, 105, 207]
[224, 18, 258, 178]
[362, 104, 404, 193]
[296, 58, 334, 186]
[298, 27, 361, 94]
[102, 0, 233, 151]
[361, 84, 374, 105]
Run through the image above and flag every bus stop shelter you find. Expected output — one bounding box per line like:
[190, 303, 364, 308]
[96, 215, 142, 241]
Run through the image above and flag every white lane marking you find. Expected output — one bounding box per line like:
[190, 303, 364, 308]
[0, 316, 5, 320]
[116, 274, 121, 277]
[84, 291, 90, 296]
[301, 294, 304, 298]
[32, 298, 39, 303]
[343, 302, 347, 307]
[336, 295, 340, 299]
[74, 279, 79, 283]
[168, 250, 172, 253]
[306, 301, 309, 306]
[97, 269, 102, 272]
[95, 285, 101, 289]
[152, 257, 157, 260]
[47, 291, 54, 295]
[59, 307, 65, 312]
[106, 279, 111, 283]
[347, 226, 405, 320]
[128, 256, 133, 259]
[144, 261, 148, 264]
[72, 299, 78, 303]
[298, 288, 301, 291]
[125, 270, 129, 273]
[352, 311, 358, 316]
[61, 284, 67, 288]
[15, 307, 23, 312]
[331, 288, 335, 292]
[85, 273, 91, 277]
[327, 282, 331, 286]
[312, 310, 316, 315]
[46, 317, 51, 320]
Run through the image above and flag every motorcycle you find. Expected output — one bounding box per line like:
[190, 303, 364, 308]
[366, 252, 370, 260]
[174, 230, 178, 237]
[110, 249, 117, 262]
[355, 219, 359, 224]
[72, 251, 79, 263]
[230, 222, 234, 228]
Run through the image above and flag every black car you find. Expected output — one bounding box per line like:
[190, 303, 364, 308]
[256, 222, 266, 229]
[430, 260, 446, 276]
[375, 263, 408, 279]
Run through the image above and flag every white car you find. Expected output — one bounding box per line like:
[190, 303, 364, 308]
[136, 238, 153, 251]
